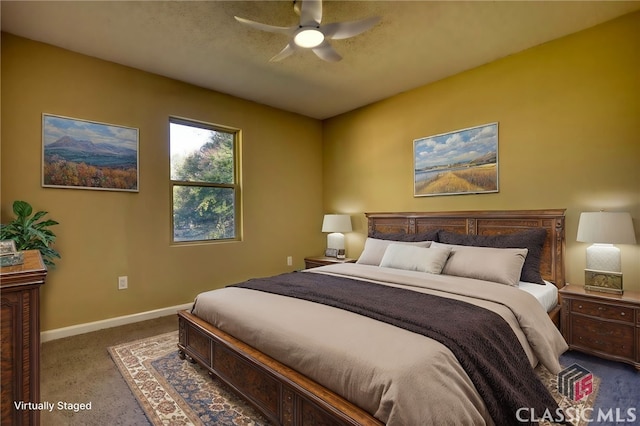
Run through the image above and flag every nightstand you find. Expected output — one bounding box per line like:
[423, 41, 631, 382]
[560, 284, 640, 370]
[304, 256, 356, 269]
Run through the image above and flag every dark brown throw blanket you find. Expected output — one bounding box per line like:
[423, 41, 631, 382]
[232, 271, 560, 425]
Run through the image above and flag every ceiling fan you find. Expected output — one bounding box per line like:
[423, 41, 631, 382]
[234, 0, 381, 62]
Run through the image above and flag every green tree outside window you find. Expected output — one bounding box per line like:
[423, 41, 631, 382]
[170, 119, 240, 242]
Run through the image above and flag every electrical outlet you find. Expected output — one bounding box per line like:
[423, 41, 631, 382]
[287, 256, 293, 266]
[118, 276, 128, 290]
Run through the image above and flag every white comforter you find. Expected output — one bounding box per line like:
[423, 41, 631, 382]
[192, 263, 568, 425]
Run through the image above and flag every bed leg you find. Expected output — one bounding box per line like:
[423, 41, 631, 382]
[177, 348, 196, 364]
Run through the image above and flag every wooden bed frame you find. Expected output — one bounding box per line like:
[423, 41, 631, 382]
[178, 209, 566, 426]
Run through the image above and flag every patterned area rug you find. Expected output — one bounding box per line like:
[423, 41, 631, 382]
[109, 331, 270, 425]
[109, 331, 599, 426]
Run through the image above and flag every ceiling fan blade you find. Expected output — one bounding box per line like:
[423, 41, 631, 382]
[312, 41, 342, 62]
[269, 42, 298, 62]
[300, 0, 322, 26]
[321, 16, 381, 40]
[234, 16, 296, 35]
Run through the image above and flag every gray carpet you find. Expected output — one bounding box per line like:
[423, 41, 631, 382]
[560, 351, 640, 426]
[40, 315, 178, 425]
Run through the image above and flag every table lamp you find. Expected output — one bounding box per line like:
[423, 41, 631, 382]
[322, 214, 352, 257]
[577, 211, 636, 293]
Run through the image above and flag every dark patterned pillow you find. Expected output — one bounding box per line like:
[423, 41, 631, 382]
[438, 228, 547, 284]
[371, 229, 440, 242]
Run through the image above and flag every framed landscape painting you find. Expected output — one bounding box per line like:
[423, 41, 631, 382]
[413, 122, 498, 197]
[42, 114, 139, 192]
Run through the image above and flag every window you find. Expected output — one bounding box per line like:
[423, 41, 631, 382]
[170, 118, 240, 243]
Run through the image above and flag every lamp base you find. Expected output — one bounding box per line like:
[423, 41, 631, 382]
[585, 244, 621, 272]
[584, 269, 623, 294]
[327, 232, 345, 250]
[325, 233, 346, 258]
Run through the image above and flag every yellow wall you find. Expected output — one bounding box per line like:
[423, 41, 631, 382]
[2, 11, 639, 333]
[1, 34, 325, 331]
[323, 12, 640, 290]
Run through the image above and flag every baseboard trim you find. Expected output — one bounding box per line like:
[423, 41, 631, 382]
[40, 302, 193, 343]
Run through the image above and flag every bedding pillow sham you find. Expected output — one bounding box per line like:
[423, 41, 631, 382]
[431, 242, 528, 287]
[356, 238, 431, 266]
[437, 228, 547, 284]
[371, 229, 440, 242]
[379, 244, 452, 274]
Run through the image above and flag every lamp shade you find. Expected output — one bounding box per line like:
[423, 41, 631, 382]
[322, 214, 352, 233]
[577, 212, 636, 244]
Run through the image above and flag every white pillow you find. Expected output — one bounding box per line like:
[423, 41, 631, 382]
[380, 244, 451, 274]
[356, 238, 431, 266]
[431, 242, 528, 287]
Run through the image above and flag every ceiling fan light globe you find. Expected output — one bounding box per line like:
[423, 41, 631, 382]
[294, 28, 324, 48]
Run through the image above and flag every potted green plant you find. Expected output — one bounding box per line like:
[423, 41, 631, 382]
[0, 200, 61, 267]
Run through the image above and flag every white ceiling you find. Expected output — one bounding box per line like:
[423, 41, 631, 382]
[2, 1, 639, 119]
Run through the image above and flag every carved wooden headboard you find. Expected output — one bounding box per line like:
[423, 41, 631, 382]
[365, 209, 566, 288]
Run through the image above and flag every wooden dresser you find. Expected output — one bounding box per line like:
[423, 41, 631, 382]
[1, 250, 47, 425]
[560, 284, 640, 370]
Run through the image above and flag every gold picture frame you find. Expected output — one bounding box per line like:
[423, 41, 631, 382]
[584, 269, 623, 294]
[413, 122, 498, 197]
[324, 248, 338, 258]
[0, 240, 24, 267]
[42, 113, 139, 192]
[0, 240, 17, 255]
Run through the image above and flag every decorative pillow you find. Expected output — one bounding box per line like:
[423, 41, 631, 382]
[437, 228, 547, 284]
[431, 242, 528, 287]
[380, 244, 452, 274]
[356, 238, 431, 266]
[372, 229, 440, 242]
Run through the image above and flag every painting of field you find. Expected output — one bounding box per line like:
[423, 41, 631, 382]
[42, 114, 138, 191]
[414, 123, 498, 196]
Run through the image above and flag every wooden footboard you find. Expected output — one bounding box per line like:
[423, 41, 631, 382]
[177, 310, 383, 426]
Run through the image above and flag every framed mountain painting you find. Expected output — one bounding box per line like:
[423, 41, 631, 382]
[413, 122, 498, 197]
[42, 114, 139, 192]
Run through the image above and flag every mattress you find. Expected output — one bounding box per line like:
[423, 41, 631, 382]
[518, 280, 558, 312]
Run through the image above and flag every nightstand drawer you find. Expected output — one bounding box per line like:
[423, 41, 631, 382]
[571, 299, 634, 323]
[304, 257, 356, 269]
[560, 285, 640, 370]
[572, 315, 634, 359]
[305, 259, 329, 269]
